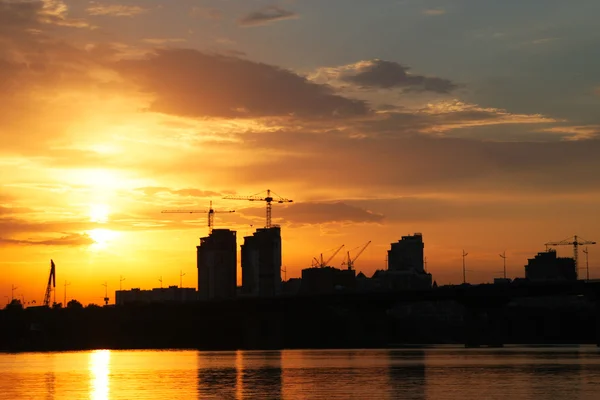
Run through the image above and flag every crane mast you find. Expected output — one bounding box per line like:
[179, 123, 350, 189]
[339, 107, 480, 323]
[43, 260, 56, 307]
[316, 244, 345, 268]
[343, 241, 372, 270]
[224, 189, 293, 228]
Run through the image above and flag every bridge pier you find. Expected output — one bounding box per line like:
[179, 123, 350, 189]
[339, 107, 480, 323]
[583, 286, 600, 347]
[594, 299, 600, 347]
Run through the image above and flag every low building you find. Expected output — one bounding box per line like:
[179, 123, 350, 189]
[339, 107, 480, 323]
[525, 250, 577, 281]
[300, 267, 356, 295]
[281, 278, 302, 296]
[374, 270, 433, 291]
[115, 286, 197, 305]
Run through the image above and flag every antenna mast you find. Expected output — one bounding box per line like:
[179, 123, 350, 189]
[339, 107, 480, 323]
[462, 250, 468, 284]
[499, 251, 507, 279]
[102, 282, 109, 306]
[583, 247, 590, 281]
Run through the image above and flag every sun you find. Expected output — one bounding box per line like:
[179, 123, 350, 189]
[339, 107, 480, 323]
[88, 228, 119, 252]
[90, 204, 110, 224]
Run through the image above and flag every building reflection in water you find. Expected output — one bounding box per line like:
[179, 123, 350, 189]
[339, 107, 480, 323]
[44, 372, 55, 400]
[387, 350, 427, 400]
[197, 351, 282, 400]
[197, 351, 239, 399]
[526, 350, 584, 400]
[240, 351, 282, 399]
[89, 350, 110, 400]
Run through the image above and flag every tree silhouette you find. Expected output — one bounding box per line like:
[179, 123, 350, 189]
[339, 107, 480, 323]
[67, 299, 83, 309]
[5, 299, 23, 311]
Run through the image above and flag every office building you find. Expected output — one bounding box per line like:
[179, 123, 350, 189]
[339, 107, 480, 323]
[525, 250, 577, 281]
[197, 229, 237, 301]
[241, 226, 282, 297]
[115, 286, 197, 305]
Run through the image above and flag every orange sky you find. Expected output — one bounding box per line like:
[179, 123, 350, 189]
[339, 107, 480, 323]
[1, 0, 600, 305]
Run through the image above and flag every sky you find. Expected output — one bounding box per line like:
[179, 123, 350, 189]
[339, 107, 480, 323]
[1, 0, 600, 305]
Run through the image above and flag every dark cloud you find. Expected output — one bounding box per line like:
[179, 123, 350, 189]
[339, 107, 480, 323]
[239, 202, 384, 225]
[167, 128, 600, 197]
[117, 49, 369, 118]
[345, 197, 600, 224]
[340, 59, 458, 93]
[0, 0, 88, 32]
[0, 233, 95, 247]
[238, 6, 298, 27]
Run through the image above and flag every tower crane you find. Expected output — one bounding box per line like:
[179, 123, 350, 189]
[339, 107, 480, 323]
[315, 244, 345, 268]
[161, 201, 235, 235]
[43, 259, 56, 307]
[545, 235, 596, 274]
[223, 189, 293, 229]
[342, 241, 371, 270]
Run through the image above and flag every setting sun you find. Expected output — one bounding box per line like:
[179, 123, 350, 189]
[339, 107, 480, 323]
[89, 204, 110, 224]
[88, 229, 119, 252]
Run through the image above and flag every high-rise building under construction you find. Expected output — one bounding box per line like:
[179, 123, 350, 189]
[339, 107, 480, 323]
[196, 229, 237, 301]
[241, 226, 282, 297]
[385, 233, 432, 290]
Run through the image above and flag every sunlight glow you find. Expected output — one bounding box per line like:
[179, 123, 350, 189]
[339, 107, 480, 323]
[67, 168, 125, 190]
[89, 350, 110, 400]
[89, 204, 110, 223]
[88, 229, 119, 252]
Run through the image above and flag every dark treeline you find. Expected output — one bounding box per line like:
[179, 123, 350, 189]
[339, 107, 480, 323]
[0, 295, 597, 352]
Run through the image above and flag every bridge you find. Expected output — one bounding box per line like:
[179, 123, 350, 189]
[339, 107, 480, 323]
[229, 280, 600, 349]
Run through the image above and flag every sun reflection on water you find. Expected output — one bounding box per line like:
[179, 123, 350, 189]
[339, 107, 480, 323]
[89, 350, 110, 400]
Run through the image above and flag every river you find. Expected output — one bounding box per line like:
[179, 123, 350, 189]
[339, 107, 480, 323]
[1, 347, 600, 399]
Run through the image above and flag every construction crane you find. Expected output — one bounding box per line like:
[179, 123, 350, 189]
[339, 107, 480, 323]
[342, 241, 371, 270]
[545, 235, 596, 274]
[315, 244, 345, 268]
[161, 201, 235, 235]
[43, 259, 56, 307]
[223, 189, 293, 229]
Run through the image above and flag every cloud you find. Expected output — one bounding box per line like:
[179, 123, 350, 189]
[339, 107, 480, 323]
[187, 129, 600, 197]
[191, 6, 222, 20]
[0, 206, 34, 215]
[141, 38, 186, 45]
[316, 59, 458, 93]
[423, 9, 445, 16]
[135, 187, 222, 198]
[539, 125, 600, 141]
[239, 202, 385, 225]
[0, 233, 95, 247]
[0, 0, 89, 31]
[238, 5, 298, 27]
[116, 49, 369, 118]
[87, 3, 147, 17]
[344, 197, 600, 223]
[530, 38, 558, 45]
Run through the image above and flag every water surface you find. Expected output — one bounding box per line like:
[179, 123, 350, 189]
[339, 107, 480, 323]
[1, 347, 600, 399]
